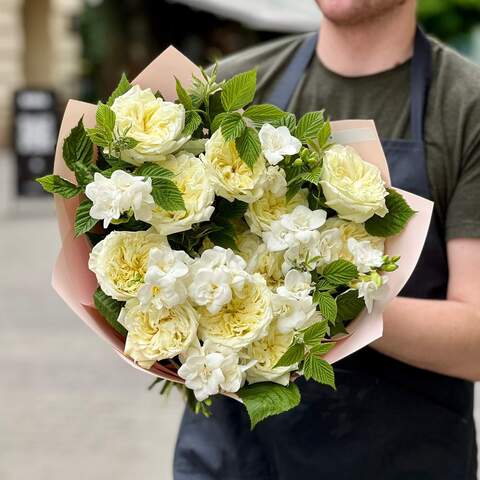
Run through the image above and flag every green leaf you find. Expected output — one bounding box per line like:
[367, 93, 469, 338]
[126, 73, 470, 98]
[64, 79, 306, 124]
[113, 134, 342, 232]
[303, 320, 328, 347]
[221, 69, 257, 111]
[336, 289, 365, 322]
[235, 127, 261, 169]
[73, 162, 94, 186]
[86, 128, 112, 148]
[244, 104, 285, 124]
[135, 163, 174, 179]
[365, 188, 416, 237]
[237, 382, 301, 429]
[96, 102, 116, 133]
[314, 292, 337, 324]
[114, 136, 139, 151]
[310, 342, 336, 356]
[323, 259, 358, 286]
[151, 178, 186, 211]
[279, 112, 297, 133]
[211, 112, 229, 133]
[182, 110, 202, 136]
[286, 181, 302, 203]
[298, 165, 322, 185]
[274, 342, 305, 368]
[220, 112, 245, 141]
[175, 77, 192, 110]
[303, 355, 336, 389]
[63, 118, 94, 170]
[314, 278, 335, 292]
[93, 288, 127, 337]
[215, 198, 248, 219]
[36, 175, 82, 198]
[107, 73, 132, 106]
[295, 111, 325, 142]
[208, 231, 238, 251]
[74, 199, 99, 237]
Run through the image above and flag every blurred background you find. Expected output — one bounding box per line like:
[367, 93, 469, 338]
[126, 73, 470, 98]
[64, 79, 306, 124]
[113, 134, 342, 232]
[1, 1, 480, 479]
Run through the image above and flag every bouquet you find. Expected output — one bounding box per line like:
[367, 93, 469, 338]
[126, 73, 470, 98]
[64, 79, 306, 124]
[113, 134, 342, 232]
[38, 47, 432, 427]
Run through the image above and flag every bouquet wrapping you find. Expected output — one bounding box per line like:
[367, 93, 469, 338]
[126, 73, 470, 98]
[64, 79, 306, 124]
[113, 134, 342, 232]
[39, 46, 433, 426]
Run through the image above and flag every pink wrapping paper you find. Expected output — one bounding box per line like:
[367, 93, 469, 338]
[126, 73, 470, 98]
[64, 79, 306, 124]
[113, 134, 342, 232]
[51, 47, 433, 382]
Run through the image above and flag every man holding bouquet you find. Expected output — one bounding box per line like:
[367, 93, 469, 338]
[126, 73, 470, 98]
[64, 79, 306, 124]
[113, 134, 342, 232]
[174, 0, 480, 478]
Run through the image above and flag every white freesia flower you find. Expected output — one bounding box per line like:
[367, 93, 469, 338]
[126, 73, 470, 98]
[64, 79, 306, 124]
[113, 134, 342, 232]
[85, 170, 154, 228]
[356, 273, 389, 313]
[277, 270, 312, 300]
[245, 166, 308, 235]
[320, 145, 388, 223]
[110, 85, 189, 164]
[178, 339, 247, 401]
[197, 273, 273, 350]
[88, 230, 167, 301]
[258, 123, 302, 165]
[263, 205, 327, 252]
[149, 152, 215, 235]
[347, 237, 384, 274]
[272, 292, 316, 334]
[202, 129, 267, 203]
[118, 299, 198, 368]
[244, 321, 296, 386]
[137, 245, 192, 308]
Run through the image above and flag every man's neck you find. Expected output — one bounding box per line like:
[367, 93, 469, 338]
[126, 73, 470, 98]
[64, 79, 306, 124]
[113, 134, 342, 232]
[317, 6, 417, 77]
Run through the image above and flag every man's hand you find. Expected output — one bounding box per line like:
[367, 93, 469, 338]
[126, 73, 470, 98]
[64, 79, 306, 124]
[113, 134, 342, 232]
[372, 237, 480, 381]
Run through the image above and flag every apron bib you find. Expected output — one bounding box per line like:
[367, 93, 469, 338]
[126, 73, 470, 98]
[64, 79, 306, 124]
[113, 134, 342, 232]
[174, 28, 477, 480]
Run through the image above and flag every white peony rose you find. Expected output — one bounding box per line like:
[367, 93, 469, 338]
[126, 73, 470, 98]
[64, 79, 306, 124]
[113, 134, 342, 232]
[201, 129, 267, 203]
[244, 321, 296, 386]
[320, 145, 388, 223]
[109, 85, 189, 165]
[197, 273, 273, 350]
[88, 230, 167, 301]
[355, 273, 389, 313]
[118, 299, 198, 368]
[85, 170, 154, 228]
[137, 245, 192, 308]
[272, 292, 317, 334]
[178, 339, 247, 401]
[347, 237, 384, 274]
[245, 166, 308, 235]
[258, 123, 302, 165]
[149, 152, 215, 235]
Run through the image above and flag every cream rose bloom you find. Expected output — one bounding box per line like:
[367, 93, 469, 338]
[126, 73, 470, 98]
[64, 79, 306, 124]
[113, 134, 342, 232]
[149, 152, 215, 235]
[110, 85, 189, 165]
[88, 230, 167, 301]
[320, 145, 388, 222]
[322, 217, 384, 261]
[244, 321, 296, 386]
[118, 299, 198, 368]
[197, 273, 273, 350]
[245, 166, 308, 235]
[201, 129, 267, 203]
[236, 230, 262, 263]
[247, 243, 284, 289]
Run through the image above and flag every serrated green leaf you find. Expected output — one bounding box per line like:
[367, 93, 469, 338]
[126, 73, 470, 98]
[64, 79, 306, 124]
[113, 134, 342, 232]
[336, 289, 365, 322]
[274, 342, 305, 368]
[103, 155, 132, 170]
[221, 69, 257, 111]
[314, 278, 334, 292]
[286, 181, 302, 203]
[314, 292, 337, 324]
[220, 112, 245, 140]
[96, 102, 116, 133]
[303, 355, 335, 388]
[237, 382, 301, 429]
[73, 162, 94, 186]
[63, 118, 94, 171]
[135, 163, 174, 179]
[93, 287, 127, 337]
[303, 320, 328, 347]
[151, 178, 186, 211]
[316, 121, 332, 147]
[175, 77, 192, 110]
[298, 165, 323, 185]
[182, 110, 202, 137]
[235, 127, 261, 169]
[211, 112, 229, 133]
[36, 175, 82, 198]
[74, 199, 99, 237]
[114, 136, 139, 151]
[215, 198, 248, 219]
[310, 342, 336, 356]
[107, 73, 132, 107]
[279, 112, 297, 133]
[244, 104, 285, 124]
[86, 127, 111, 148]
[365, 188, 416, 237]
[295, 111, 325, 142]
[323, 259, 358, 285]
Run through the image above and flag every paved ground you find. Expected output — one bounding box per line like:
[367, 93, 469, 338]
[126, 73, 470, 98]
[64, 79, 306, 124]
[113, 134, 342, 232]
[1, 154, 479, 479]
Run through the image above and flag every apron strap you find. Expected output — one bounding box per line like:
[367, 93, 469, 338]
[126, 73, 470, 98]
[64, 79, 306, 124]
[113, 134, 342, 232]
[266, 33, 318, 110]
[410, 27, 432, 142]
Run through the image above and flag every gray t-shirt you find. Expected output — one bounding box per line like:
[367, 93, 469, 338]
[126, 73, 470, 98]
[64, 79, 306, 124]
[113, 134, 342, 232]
[215, 33, 480, 241]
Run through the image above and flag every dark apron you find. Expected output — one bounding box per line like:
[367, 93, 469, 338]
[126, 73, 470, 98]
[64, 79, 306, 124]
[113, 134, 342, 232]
[174, 28, 477, 480]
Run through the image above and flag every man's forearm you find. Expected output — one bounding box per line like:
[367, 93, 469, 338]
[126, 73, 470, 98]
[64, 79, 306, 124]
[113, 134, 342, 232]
[371, 296, 480, 381]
